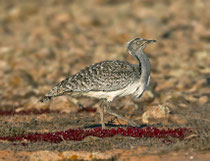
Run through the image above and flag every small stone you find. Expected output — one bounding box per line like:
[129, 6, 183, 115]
[198, 96, 208, 105]
[55, 13, 70, 23]
[142, 105, 170, 124]
[185, 95, 197, 103]
[179, 103, 188, 108]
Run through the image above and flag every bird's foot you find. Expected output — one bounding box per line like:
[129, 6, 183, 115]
[107, 117, 117, 124]
[101, 122, 106, 129]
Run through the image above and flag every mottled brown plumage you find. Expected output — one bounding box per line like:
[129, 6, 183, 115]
[40, 60, 140, 102]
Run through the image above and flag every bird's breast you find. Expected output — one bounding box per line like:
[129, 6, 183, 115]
[134, 76, 150, 98]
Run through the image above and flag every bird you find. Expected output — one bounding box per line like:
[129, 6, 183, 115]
[40, 38, 156, 129]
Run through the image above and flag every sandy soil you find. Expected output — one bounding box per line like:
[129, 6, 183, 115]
[0, 0, 209, 160]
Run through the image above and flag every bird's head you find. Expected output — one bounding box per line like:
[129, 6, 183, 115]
[126, 38, 156, 55]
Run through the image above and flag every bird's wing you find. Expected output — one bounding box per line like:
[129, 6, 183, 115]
[62, 60, 140, 92]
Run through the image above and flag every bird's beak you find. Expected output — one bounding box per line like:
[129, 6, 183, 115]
[146, 39, 156, 44]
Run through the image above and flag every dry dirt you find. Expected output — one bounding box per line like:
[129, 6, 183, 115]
[0, 0, 210, 160]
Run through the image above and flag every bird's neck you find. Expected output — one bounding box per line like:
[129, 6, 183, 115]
[135, 50, 150, 84]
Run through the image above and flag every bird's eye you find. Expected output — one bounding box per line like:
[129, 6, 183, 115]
[136, 41, 141, 45]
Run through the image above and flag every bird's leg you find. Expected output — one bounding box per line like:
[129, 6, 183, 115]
[98, 100, 106, 129]
[104, 101, 138, 127]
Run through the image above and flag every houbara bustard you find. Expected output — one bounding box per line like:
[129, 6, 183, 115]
[40, 38, 156, 129]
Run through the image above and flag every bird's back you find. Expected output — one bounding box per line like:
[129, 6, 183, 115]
[41, 60, 141, 101]
[63, 60, 140, 92]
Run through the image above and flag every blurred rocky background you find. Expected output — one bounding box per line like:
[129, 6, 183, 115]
[0, 0, 209, 112]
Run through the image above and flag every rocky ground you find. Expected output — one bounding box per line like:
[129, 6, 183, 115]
[0, 0, 209, 160]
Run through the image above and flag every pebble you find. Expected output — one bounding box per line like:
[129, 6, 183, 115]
[142, 105, 170, 124]
[198, 96, 208, 105]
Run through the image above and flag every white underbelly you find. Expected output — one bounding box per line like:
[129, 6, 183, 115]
[84, 81, 144, 102]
